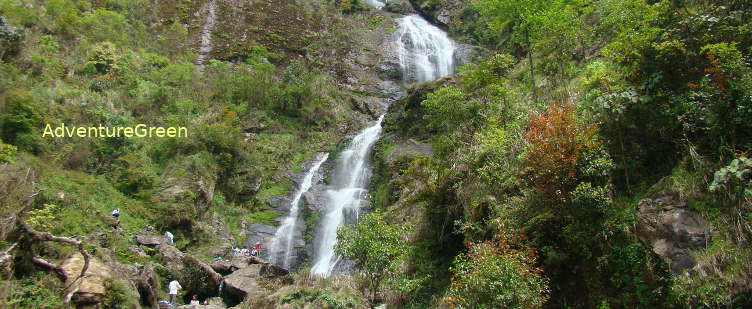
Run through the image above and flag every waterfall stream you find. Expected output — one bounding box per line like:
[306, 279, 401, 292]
[397, 14, 456, 83]
[310, 116, 384, 277]
[363, 0, 385, 10]
[269, 153, 329, 269]
[307, 5, 457, 278]
[195, 0, 217, 67]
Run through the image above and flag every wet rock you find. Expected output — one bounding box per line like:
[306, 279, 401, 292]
[209, 256, 257, 275]
[59, 253, 111, 307]
[635, 193, 711, 274]
[453, 43, 476, 67]
[377, 33, 403, 81]
[386, 139, 433, 164]
[244, 223, 277, 261]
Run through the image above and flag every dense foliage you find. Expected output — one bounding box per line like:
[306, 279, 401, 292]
[364, 0, 752, 308]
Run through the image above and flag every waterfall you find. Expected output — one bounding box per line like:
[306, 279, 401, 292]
[269, 153, 329, 269]
[397, 14, 457, 83]
[308, 10, 457, 279]
[363, 0, 385, 9]
[195, 0, 217, 67]
[310, 116, 384, 277]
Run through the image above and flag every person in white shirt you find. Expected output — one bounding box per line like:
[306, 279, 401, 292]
[165, 231, 174, 245]
[168, 279, 182, 306]
[111, 208, 120, 218]
[189, 295, 200, 307]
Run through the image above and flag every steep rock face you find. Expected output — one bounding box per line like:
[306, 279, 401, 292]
[384, 75, 459, 139]
[635, 193, 711, 274]
[59, 253, 111, 307]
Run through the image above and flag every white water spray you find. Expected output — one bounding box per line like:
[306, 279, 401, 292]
[397, 14, 456, 83]
[310, 116, 384, 277]
[269, 153, 329, 269]
[363, 0, 385, 9]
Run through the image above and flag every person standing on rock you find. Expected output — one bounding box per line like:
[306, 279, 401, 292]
[165, 231, 174, 245]
[168, 279, 182, 307]
[111, 208, 120, 218]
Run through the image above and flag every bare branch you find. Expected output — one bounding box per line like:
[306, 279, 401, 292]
[18, 219, 91, 279]
[31, 255, 65, 278]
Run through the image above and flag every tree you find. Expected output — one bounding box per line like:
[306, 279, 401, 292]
[522, 102, 599, 204]
[444, 236, 549, 309]
[334, 212, 409, 301]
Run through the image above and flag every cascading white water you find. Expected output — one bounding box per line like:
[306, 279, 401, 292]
[397, 14, 457, 83]
[269, 153, 329, 269]
[308, 10, 457, 279]
[363, 0, 385, 9]
[310, 116, 384, 277]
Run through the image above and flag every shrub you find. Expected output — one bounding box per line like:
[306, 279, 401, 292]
[335, 212, 409, 301]
[444, 239, 549, 309]
[523, 102, 599, 204]
[0, 16, 24, 60]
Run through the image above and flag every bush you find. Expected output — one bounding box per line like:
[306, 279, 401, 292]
[0, 91, 41, 151]
[0, 16, 24, 60]
[444, 239, 549, 309]
[335, 212, 409, 301]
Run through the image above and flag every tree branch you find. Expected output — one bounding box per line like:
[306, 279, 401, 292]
[18, 219, 91, 279]
[30, 255, 66, 278]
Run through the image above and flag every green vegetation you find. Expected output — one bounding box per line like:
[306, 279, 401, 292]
[2, 0, 751, 307]
[0, 0, 377, 306]
[360, 0, 752, 308]
[335, 212, 410, 301]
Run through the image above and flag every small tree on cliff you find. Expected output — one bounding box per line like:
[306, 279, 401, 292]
[335, 212, 408, 301]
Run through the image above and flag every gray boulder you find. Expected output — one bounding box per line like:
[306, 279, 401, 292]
[223, 263, 290, 302]
[135, 233, 164, 246]
[156, 244, 224, 299]
[384, 0, 415, 14]
[635, 193, 711, 274]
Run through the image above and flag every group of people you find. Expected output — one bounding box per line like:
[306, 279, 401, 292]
[232, 242, 263, 257]
[113, 209, 266, 307]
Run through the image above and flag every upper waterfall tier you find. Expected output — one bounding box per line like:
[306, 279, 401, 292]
[396, 14, 457, 83]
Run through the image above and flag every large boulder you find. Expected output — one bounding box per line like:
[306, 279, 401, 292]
[209, 256, 262, 275]
[223, 263, 289, 304]
[59, 253, 111, 307]
[223, 265, 265, 303]
[156, 244, 224, 299]
[635, 193, 711, 274]
[135, 233, 165, 246]
[384, 0, 416, 14]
